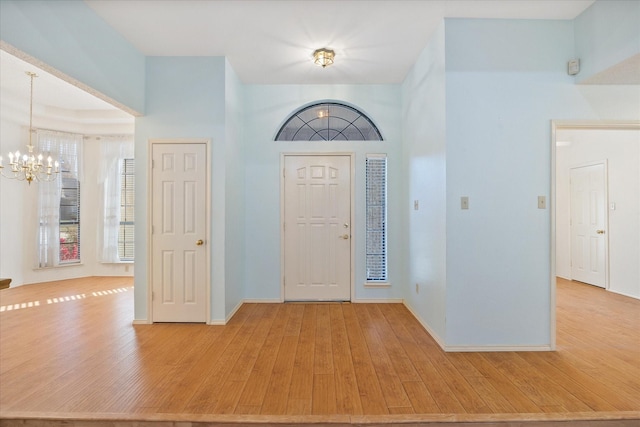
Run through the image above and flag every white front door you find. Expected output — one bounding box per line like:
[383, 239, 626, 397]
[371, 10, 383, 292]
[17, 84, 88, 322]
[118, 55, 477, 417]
[283, 155, 352, 301]
[151, 142, 208, 322]
[570, 162, 608, 288]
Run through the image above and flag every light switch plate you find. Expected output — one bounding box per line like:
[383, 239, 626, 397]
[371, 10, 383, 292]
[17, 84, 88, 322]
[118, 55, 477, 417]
[461, 196, 469, 210]
[414, 200, 419, 210]
[538, 196, 546, 209]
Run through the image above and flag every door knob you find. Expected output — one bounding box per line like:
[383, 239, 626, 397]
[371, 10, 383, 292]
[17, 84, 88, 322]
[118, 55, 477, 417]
[596, 230, 605, 235]
[339, 234, 350, 240]
[196, 239, 204, 245]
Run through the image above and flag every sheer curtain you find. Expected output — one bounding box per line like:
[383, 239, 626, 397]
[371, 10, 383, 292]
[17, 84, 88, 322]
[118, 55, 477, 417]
[97, 136, 134, 263]
[37, 130, 83, 268]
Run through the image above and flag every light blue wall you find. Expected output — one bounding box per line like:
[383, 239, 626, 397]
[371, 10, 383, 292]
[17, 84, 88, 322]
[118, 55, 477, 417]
[224, 59, 245, 317]
[0, 0, 145, 113]
[443, 19, 599, 347]
[574, 0, 640, 83]
[134, 57, 227, 322]
[4, 1, 638, 342]
[243, 85, 403, 301]
[401, 23, 447, 342]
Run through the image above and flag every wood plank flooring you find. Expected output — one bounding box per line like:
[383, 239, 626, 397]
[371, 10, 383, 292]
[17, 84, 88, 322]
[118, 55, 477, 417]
[0, 276, 639, 426]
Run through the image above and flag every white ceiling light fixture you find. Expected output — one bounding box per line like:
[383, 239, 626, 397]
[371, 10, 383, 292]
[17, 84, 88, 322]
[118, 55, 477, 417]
[313, 48, 335, 68]
[0, 71, 59, 185]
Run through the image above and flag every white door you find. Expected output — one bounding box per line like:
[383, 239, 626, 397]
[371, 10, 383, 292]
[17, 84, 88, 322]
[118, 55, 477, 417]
[283, 155, 352, 301]
[570, 162, 608, 288]
[151, 143, 208, 322]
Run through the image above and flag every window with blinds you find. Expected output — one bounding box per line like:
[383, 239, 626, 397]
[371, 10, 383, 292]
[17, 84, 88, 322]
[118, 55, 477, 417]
[366, 154, 387, 282]
[59, 143, 81, 264]
[118, 158, 135, 261]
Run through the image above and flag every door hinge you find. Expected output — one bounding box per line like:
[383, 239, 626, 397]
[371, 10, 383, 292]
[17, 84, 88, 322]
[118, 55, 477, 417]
[283, 168, 286, 178]
[283, 276, 286, 287]
[283, 222, 285, 232]
[152, 291, 155, 301]
[152, 159, 155, 169]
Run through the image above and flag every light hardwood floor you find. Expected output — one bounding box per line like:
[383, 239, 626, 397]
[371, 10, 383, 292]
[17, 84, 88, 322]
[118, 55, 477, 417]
[0, 276, 638, 426]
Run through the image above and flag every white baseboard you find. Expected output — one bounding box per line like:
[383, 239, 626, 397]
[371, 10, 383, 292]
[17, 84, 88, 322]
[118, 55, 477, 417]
[225, 300, 244, 323]
[608, 288, 640, 300]
[208, 319, 227, 325]
[445, 345, 553, 352]
[132, 319, 150, 325]
[402, 301, 554, 353]
[243, 298, 282, 303]
[402, 300, 446, 351]
[352, 298, 404, 303]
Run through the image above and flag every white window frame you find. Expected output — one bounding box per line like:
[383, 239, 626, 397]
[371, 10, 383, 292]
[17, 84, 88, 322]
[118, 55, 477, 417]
[365, 153, 388, 284]
[37, 130, 83, 268]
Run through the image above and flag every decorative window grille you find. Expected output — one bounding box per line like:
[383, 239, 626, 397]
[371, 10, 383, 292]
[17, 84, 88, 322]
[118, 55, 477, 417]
[118, 158, 135, 261]
[366, 154, 387, 282]
[276, 102, 383, 141]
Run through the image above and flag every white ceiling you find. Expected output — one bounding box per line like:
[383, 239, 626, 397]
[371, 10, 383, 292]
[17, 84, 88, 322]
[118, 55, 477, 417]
[85, 0, 596, 85]
[0, 49, 133, 132]
[0, 0, 602, 120]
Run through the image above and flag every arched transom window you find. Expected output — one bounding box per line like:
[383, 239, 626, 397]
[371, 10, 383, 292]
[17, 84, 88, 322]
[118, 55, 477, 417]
[275, 102, 383, 141]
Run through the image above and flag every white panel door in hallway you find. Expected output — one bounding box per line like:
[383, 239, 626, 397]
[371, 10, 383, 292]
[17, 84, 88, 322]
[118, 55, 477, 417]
[151, 142, 208, 322]
[283, 155, 352, 301]
[570, 162, 608, 288]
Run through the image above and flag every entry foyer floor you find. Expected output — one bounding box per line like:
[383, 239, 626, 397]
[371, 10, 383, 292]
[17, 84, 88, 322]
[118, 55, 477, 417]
[0, 277, 638, 426]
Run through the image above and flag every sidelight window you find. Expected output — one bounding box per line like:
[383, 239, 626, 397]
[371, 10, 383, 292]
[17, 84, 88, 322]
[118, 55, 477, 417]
[365, 154, 387, 282]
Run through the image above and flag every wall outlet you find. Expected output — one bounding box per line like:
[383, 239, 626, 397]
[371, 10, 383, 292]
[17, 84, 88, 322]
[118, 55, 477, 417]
[415, 283, 419, 294]
[414, 200, 419, 210]
[461, 196, 469, 210]
[538, 196, 546, 209]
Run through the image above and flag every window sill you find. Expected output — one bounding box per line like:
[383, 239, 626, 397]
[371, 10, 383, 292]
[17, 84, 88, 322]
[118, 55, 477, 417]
[101, 261, 134, 265]
[35, 263, 83, 270]
[364, 282, 391, 288]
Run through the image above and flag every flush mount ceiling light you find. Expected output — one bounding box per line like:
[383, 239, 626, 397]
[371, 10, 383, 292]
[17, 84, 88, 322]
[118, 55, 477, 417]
[313, 48, 335, 68]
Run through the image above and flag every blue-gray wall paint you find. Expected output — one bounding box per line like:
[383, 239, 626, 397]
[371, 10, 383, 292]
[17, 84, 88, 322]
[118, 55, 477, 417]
[134, 56, 227, 322]
[401, 22, 448, 343]
[0, 0, 145, 113]
[574, 0, 640, 83]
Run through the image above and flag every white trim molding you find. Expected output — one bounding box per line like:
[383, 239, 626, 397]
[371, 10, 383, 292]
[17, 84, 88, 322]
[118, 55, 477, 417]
[147, 138, 212, 324]
[363, 282, 391, 288]
[445, 345, 553, 352]
[243, 299, 282, 303]
[402, 300, 446, 351]
[280, 152, 356, 303]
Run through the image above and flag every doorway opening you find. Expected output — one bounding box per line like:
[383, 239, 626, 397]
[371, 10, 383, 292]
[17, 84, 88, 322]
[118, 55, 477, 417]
[551, 120, 640, 348]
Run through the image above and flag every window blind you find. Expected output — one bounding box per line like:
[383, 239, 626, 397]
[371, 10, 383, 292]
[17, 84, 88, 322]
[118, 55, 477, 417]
[37, 130, 83, 267]
[366, 154, 387, 282]
[118, 158, 135, 261]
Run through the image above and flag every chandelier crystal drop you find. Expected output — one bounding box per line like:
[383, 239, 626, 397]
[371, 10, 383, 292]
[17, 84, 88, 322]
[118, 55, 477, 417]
[0, 71, 59, 185]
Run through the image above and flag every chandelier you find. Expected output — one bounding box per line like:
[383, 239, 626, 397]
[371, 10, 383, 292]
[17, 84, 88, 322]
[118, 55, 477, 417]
[0, 71, 59, 185]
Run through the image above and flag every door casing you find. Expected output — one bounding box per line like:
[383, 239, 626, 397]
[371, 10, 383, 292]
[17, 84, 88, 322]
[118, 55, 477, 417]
[280, 152, 356, 302]
[551, 120, 640, 351]
[147, 138, 212, 323]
